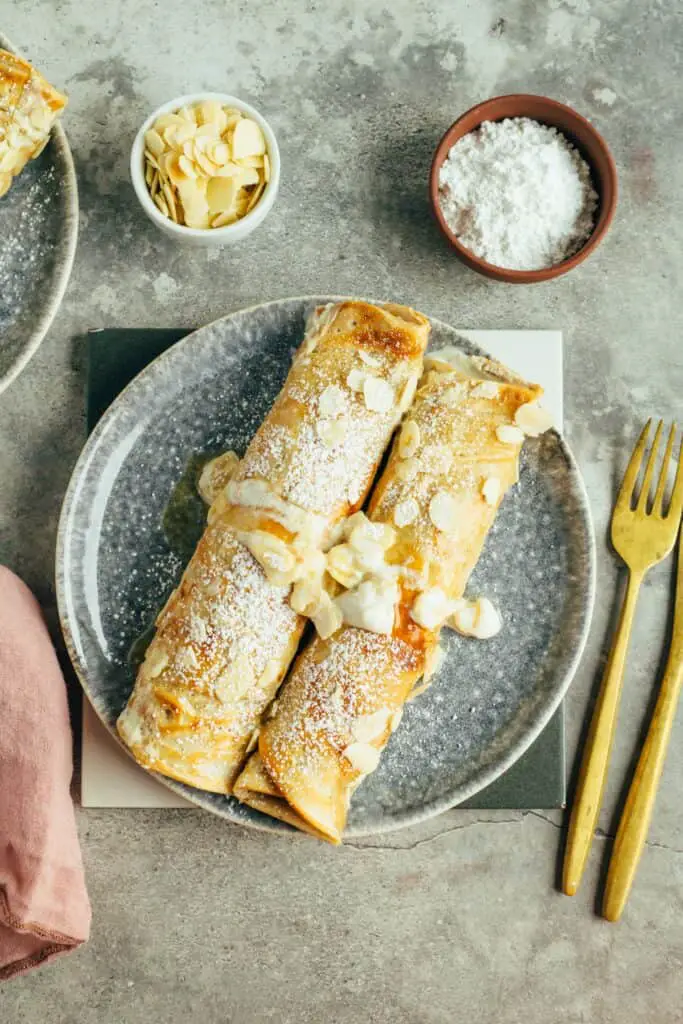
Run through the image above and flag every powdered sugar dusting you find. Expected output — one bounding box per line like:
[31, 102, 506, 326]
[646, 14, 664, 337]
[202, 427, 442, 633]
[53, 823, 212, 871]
[266, 629, 420, 783]
[438, 117, 598, 270]
[237, 333, 417, 518]
[0, 163, 57, 331]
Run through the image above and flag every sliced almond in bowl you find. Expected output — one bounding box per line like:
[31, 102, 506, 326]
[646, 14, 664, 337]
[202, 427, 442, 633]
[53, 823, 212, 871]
[207, 175, 239, 217]
[141, 99, 273, 232]
[232, 117, 266, 159]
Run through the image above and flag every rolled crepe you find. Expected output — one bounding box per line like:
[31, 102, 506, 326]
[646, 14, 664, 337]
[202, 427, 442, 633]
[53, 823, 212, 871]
[233, 352, 545, 842]
[117, 301, 430, 793]
[0, 49, 67, 197]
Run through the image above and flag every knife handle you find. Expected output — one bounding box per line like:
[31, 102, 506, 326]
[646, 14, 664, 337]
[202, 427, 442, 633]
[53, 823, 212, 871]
[603, 651, 683, 921]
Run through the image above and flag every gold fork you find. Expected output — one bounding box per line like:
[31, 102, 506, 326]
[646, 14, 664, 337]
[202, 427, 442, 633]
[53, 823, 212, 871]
[562, 420, 683, 898]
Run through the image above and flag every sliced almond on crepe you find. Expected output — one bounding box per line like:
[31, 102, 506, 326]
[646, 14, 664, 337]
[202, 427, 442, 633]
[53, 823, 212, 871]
[514, 400, 554, 437]
[428, 490, 460, 533]
[363, 376, 394, 414]
[496, 424, 525, 445]
[398, 419, 420, 458]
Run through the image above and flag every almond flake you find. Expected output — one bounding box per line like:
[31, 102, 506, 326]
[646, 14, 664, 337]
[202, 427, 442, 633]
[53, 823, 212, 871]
[290, 579, 322, 616]
[326, 544, 364, 589]
[263, 153, 271, 182]
[207, 175, 239, 215]
[236, 165, 260, 187]
[352, 709, 393, 744]
[389, 708, 403, 732]
[348, 538, 386, 574]
[162, 182, 178, 221]
[316, 419, 347, 448]
[197, 99, 226, 129]
[411, 587, 453, 630]
[211, 211, 237, 228]
[481, 477, 500, 506]
[318, 384, 347, 418]
[178, 154, 198, 178]
[195, 151, 217, 177]
[396, 457, 419, 482]
[197, 450, 240, 505]
[496, 424, 525, 445]
[162, 126, 179, 148]
[144, 129, 165, 157]
[211, 142, 231, 166]
[246, 182, 265, 212]
[245, 728, 260, 754]
[238, 155, 265, 169]
[346, 368, 367, 392]
[144, 149, 160, 171]
[424, 642, 446, 681]
[348, 516, 395, 551]
[449, 597, 502, 640]
[359, 350, 382, 368]
[154, 193, 169, 217]
[394, 497, 419, 528]
[231, 117, 266, 159]
[428, 490, 459, 533]
[312, 592, 343, 639]
[173, 121, 196, 147]
[514, 400, 554, 437]
[153, 113, 185, 132]
[243, 531, 296, 582]
[145, 646, 168, 678]
[398, 419, 420, 458]
[195, 122, 219, 140]
[363, 377, 394, 413]
[342, 742, 381, 775]
[471, 381, 501, 399]
[212, 161, 243, 178]
[399, 376, 418, 412]
[441, 384, 466, 407]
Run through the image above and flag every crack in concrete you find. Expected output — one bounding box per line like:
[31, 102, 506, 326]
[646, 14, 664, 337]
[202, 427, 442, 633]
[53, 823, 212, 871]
[525, 809, 562, 829]
[344, 815, 524, 851]
[527, 810, 683, 857]
[343, 810, 683, 856]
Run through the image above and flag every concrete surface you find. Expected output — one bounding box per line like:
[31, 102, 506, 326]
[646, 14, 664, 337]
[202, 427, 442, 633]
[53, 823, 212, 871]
[1, 1, 682, 1020]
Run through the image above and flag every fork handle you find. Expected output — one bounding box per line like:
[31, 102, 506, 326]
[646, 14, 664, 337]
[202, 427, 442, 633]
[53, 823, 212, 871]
[603, 649, 683, 921]
[562, 570, 644, 896]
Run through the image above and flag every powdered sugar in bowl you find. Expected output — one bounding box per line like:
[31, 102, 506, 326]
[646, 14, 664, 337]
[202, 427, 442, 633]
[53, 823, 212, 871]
[429, 94, 617, 284]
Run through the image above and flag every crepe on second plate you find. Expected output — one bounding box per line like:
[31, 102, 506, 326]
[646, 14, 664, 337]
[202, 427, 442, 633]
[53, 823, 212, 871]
[117, 301, 430, 794]
[233, 351, 547, 842]
[0, 49, 67, 197]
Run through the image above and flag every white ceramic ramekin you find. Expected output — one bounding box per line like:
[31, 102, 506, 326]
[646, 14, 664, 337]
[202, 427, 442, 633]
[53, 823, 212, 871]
[130, 92, 280, 246]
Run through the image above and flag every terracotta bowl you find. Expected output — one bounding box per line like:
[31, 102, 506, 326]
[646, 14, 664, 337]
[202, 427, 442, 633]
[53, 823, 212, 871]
[429, 94, 618, 283]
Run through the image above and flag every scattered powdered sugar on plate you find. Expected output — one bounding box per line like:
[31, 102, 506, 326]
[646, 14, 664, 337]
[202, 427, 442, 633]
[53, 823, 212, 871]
[438, 117, 598, 271]
[0, 164, 58, 332]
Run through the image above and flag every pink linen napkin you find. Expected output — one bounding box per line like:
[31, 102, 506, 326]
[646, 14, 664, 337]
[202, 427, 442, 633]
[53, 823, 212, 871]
[0, 567, 90, 981]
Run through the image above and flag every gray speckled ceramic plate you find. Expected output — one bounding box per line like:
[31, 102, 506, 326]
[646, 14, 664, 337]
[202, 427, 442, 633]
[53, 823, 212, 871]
[0, 33, 78, 394]
[57, 296, 595, 838]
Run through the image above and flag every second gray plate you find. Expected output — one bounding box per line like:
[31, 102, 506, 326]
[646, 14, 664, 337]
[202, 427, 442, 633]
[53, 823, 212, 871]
[0, 32, 78, 394]
[57, 297, 595, 838]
